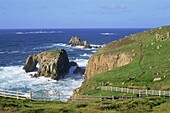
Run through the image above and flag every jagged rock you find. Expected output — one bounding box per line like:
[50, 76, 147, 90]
[82, 41, 91, 48]
[23, 55, 38, 72]
[69, 62, 78, 68]
[68, 36, 91, 48]
[73, 66, 85, 75]
[23, 49, 69, 80]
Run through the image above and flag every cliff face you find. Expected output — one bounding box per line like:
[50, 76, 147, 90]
[23, 49, 69, 80]
[84, 52, 133, 81]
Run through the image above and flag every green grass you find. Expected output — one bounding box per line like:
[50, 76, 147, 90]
[77, 26, 170, 97]
[0, 96, 169, 113]
[48, 49, 61, 56]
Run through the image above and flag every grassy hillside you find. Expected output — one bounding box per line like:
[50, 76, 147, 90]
[77, 26, 170, 96]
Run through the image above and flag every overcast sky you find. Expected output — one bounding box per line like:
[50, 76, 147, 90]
[0, 0, 170, 29]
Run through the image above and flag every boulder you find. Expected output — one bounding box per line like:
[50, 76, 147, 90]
[68, 36, 91, 48]
[69, 61, 78, 68]
[73, 66, 85, 75]
[23, 49, 69, 80]
[82, 41, 91, 48]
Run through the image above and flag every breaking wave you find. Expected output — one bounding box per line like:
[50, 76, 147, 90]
[101, 32, 116, 36]
[16, 31, 63, 35]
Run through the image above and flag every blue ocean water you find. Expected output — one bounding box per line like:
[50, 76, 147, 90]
[0, 28, 148, 100]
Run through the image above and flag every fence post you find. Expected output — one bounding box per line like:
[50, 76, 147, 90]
[29, 92, 32, 100]
[4, 90, 6, 98]
[58, 94, 61, 101]
[17, 91, 19, 100]
[112, 95, 114, 100]
[139, 90, 141, 98]
[133, 89, 135, 94]
[159, 90, 161, 97]
[121, 88, 123, 92]
[152, 90, 154, 95]
[164, 91, 166, 97]
[116, 87, 118, 92]
[146, 89, 148, 96]
[127, 88, 129, 93]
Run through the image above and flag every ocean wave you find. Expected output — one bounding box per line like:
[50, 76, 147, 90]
[0, 65, 83, 101]
[101, 32, 116, 36]
[73, 58, 88, 67]
[0, 51, 21, 54]
[0, 52, 5, 54]
[92, 50, 97, 53]
[32, 43, 67, 50]
[16, 31, 63, 35]
[80, 53, 93, 57]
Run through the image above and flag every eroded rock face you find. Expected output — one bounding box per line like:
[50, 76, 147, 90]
[23, 49, 69, 80]
[68, 36, 91, 48]
[84, 52, 133, 81]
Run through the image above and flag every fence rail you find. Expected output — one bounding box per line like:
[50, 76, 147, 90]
[0, 89, 31, 100]
[0, 89, 136, 102]
[101, 86, 170, 97]
[1, 87, 169, 102]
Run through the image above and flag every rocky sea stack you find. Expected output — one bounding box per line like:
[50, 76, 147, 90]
[68, 36, 91, 48]
[23, 49, 69, 80]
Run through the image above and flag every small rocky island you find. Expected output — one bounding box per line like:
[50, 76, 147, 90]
[23, 49, 85, 80]
[68, 36, 91, 48]
[23, 49, 70, 80]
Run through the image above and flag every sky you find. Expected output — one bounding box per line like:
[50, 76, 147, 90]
[0, 0, 170, 29]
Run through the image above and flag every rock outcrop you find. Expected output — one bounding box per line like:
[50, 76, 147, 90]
[68, 36, 91, 48]
[73, 67, 85, 75]
[84, 52, 134, 81]
[23, 49, 69, 80]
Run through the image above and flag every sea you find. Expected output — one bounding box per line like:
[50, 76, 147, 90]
[0, 28, 148, 100]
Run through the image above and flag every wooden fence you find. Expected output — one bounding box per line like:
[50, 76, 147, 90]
[0, 89, 31, 100]
[0, 89, 136, 102]
[101, 86, 170, 97]
[0, 89, 70, 101]
[1, 87, 169, 102]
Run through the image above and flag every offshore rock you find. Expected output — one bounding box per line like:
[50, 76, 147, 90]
[68, 36, 91, 48]
[73, 66, 85, 75]
[23, 49, 69, 80]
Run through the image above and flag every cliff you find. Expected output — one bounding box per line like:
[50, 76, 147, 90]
[84, 37, 136, 81]
[74, 26, 170, 97]
[85, 52, 134, 80]
[23, 49, 69, 80]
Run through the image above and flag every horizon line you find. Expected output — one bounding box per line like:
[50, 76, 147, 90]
[0, 27, 152, 30]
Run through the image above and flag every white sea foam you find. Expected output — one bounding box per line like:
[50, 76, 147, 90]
[73, 58, 88, 67]
[91, 44, 105, 47]
[92, 50, 97, 53]
[9, 51, 20, 54]
[0, 66, 83, 101]
[80, 53, 93, 57]
[16, 31, 63, 35]
[0, 52, 5, 54]
[101, 32, 116, 36]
